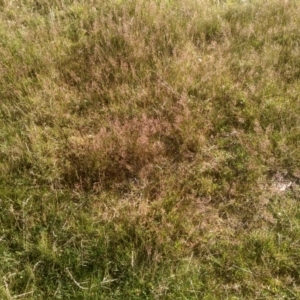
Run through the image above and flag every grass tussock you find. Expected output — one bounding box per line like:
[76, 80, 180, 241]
[1, 0, 300, 298]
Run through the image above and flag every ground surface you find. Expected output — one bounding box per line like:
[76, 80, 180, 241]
[0, 0, 300, 299]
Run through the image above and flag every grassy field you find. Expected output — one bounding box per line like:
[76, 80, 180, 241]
[1, 0, 300, 298]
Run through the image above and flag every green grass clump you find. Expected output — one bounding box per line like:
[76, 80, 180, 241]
[1, 0, 300, 298]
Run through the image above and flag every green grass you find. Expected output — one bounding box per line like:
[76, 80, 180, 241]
[1, 0, 300, 298]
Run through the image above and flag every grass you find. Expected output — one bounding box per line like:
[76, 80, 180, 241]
[1, 0, 300, 298]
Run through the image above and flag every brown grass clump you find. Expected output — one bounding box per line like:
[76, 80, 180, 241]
[64, 115, 168, 192]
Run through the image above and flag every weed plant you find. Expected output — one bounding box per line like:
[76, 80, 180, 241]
[1, 0, 300, 298]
